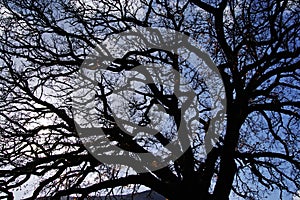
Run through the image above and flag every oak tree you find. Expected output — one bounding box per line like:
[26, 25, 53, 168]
[0, 0, 299, 199]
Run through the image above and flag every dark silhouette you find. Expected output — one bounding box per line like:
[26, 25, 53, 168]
[0, 0, 299, 199]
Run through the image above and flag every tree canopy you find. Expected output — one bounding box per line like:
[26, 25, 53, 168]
[0, 0, 299, 199]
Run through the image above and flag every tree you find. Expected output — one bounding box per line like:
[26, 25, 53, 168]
[0, 0, 299, 199]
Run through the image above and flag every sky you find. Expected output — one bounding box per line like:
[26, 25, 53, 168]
[1, 0, 299, 199]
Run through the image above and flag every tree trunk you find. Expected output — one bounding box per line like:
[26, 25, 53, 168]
[213, 101, 246, 199]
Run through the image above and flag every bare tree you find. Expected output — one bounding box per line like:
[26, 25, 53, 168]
[0, 0, 299, 199]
